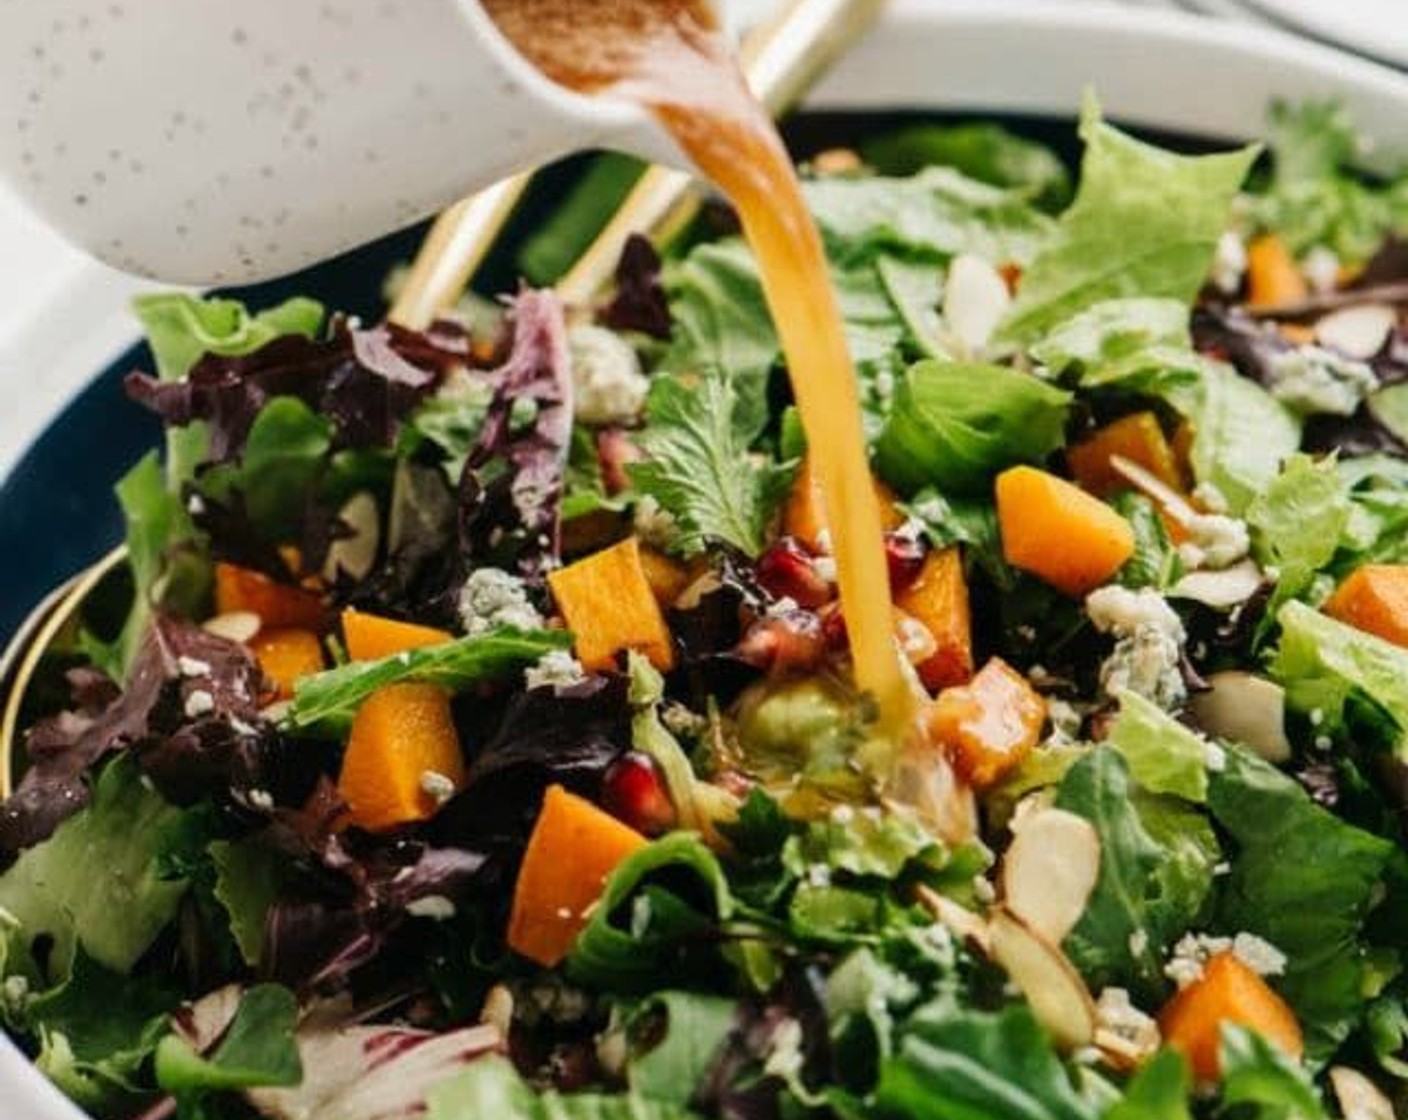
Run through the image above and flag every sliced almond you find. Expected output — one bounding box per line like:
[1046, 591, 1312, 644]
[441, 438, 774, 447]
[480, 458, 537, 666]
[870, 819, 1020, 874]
[202, 610, 262, 644]
[1329, 1066, 1395, 1120]
[943, 253, 1011, 355]
[1170, 559, 1264, 610]
[1314, 303, 1396, 360]
[323, 491, 381, 583]
[988, 907, 1096, 1050]
[914, 884, 991, 955]
[1187, 671, 1291, 763]
[1002, 808, 1101, 944]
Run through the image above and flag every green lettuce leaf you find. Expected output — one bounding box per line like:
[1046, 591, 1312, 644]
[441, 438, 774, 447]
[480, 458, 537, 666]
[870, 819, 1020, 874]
[1270, 600, 1408, 756]
[20, 949, 176, 1112]
[997, 99, 1257, 345]
[628, 369, 795, 557]
[627, 992, 736, 1105]
[287, 627, 571, 735]
[1105, 690, 1210, 803]
[0, 756, 189, 984]
[1217, 1025, 1329, 1120]
[803, 167, 1055, 268]
[210, 838, 287, 967]
[874, 359, 1071, 494]
[155, 984, 302, 1096]
[1054, 748, 1215, 996]
[875, 1001, 1097, 1120]
[860, 122, 1072, 211]
[1112, 493, 1183, 592]
[1103, 1049, 1192, 1120]
[1247, 454, 1350, 613]
[1029, 297, 1200, 392]
[1207, 745, 1394, 1056]
[429, 1055, 702, 1119]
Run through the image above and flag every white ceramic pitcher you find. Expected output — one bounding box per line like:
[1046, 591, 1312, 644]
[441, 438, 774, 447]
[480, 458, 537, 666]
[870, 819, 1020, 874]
[0, 0, 700, 285]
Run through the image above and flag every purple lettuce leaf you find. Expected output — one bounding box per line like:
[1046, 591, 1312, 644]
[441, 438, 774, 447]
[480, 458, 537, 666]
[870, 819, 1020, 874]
[599, 233, 673, 340]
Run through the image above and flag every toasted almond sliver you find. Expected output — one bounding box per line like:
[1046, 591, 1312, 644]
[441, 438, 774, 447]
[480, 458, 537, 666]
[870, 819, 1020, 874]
[914, 884, 991, 956]
[1314, 303, 1396, 360]
[1002, 808, 1101, 944]
[1329, 1066, 1395, 1120]
[1187, 671, 1291, 764]
[323, 491, 381, 583]
[202, 610, 262, 644]
[988, 907, 1096, 1050]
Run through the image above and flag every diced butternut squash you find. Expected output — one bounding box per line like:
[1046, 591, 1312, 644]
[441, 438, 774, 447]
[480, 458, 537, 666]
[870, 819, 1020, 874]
[783, 455, 903, 552]
[1246, 234, 1308, 310]
[214, 561, 326, 631]
[507, 784, 648, 967]
[927, 657, 1046, 789]
[342, 608, 453, 662]
[639, 547, 692, 608]
[1066, 412, 1183, 498]
[336, 682, 465, 832]
[249, 628, 325, 700]
[1323, 565, 1408, 647]
[996, 466, 1135, 596]
[547, 537, 675, 672]
[1158, 951, 1304, 1082]
[895, 547, 974, 692]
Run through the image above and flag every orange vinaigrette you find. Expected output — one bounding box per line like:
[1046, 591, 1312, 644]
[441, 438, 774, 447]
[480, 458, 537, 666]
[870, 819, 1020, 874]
[483, 0, 919, 736]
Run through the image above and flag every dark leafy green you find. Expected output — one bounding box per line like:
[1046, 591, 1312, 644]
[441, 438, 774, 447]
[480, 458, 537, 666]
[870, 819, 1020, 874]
[155, 984, 302, 1095]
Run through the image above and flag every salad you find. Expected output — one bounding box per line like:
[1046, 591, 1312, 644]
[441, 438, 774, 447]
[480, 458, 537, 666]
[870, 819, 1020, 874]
[2, 98, 1408, 1120]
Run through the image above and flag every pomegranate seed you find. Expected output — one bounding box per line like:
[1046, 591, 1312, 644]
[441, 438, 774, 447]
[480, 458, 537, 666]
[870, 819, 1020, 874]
[602, 752, 676, 836]
[737, 611, 826, 673]
[755, 537, 833, 608]
[884, 532, 927, 592]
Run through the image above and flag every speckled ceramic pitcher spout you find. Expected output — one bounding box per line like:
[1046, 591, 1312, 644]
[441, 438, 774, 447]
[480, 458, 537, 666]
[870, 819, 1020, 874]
[0, 0, 691, 284]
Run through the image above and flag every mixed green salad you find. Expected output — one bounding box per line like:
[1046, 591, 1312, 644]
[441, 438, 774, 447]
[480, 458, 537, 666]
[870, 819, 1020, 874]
[3, 98, 1408, 1120]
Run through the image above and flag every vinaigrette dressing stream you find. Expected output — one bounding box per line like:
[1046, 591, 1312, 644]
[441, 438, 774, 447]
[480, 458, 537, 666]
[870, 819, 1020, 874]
[482, 0, 919, 736]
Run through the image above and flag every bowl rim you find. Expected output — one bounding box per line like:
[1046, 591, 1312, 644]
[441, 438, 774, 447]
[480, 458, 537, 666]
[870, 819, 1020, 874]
[6, 1, 1408, 1116]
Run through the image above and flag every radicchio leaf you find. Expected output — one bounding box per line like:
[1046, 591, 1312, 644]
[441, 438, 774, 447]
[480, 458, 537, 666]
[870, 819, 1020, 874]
[0, 616, 274, 855]
[599, 233, 673, 340]
[458, 289, 574, 585]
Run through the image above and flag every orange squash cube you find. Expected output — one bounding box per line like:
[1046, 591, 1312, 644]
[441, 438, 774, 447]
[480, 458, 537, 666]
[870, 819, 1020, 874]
[1066, 412, 1183, 498]
[783, 455, 903, 552]
[342, 608, 453, 662]
[249, 628, 326, 699]
[335, 682, 465, 832]
[1158, 952, 1304, 1082]
[996, 466, 1135, 596]
[927, 657, 1046, 789]
[1323, 565, 1408, 648]
[547, 537, 675, 672]
[507, 785, 648, 967]
[1246, 233, 1308, 311]
[638, 547, 693, 608]
[895, 547, 974, 692]
[214, 561, 326, 630]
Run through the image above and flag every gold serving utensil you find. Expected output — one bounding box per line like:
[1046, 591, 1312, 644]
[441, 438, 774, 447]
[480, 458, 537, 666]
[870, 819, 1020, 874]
[1, 0, 888, 795]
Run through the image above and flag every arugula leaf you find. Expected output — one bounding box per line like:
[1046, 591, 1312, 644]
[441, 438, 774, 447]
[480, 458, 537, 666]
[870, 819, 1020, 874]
[628, 370, 794, 556]
[429, 1055, 703, 1119]
[1217, 1025, 1329, 1120]
[0, 756, 189, 984]
[1103, 1049, 1192, 1120]
[155, 984, 302, 1095]
[1247, 454, 1349, 613]
[1207, 745, 1394, 1056]
[288, 626, 571, 735]
[803, 167, 1055, 268]
[628, 992, 737, 1105]
[567, 834, 733, 994]
[860, 122, 1072, 211]
[1105, 690, 1210, 803]
[21, 949, 176, 1112]
[875, 1001, 1097, 1120]
[1055, 748, 1216, 996]
[997, 99, 1257, 345]
[875, 359, 1071, 494]
[1112, 493, 1183, 592]
[210, 838, 287, 967]
[1271, 600, 1408, 756]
